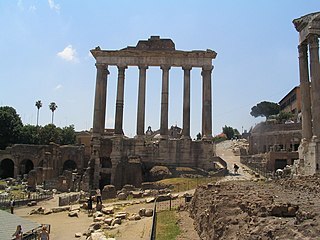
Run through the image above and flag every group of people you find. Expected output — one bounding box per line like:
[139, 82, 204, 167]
[12, 225, 49, 240]
[87, 188, 102, 215]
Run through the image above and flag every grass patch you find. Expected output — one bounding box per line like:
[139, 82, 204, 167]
[157, 177, 218, 192]
[156, 210, 180, 240]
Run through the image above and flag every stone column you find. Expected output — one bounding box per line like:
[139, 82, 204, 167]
[93, 63, 108, 135]
[101, 67, 110, 135]
[201, 65, 213, 139]
[136, 65, 148, 137]
[309, 35, 320, 137]
[182, 65, 192, 139]
[114, 65, 127, 135]
[160, 65, 171, 137]
[298, 43, 313, 140]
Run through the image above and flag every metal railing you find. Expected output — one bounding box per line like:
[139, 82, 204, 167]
[150, 196, 189, 239]
[0, 192, 53, 209]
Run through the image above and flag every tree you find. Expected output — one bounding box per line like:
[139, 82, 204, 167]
[0, 106, 23, 149]
[60, 125, 76, 145]
[222, 125, 239, 140]
[35, 100, 42, 126]
[250, 101, 280, 119]
[19, 124, 39, 144]
[49, 102, 58, 124]
[276, 111, 294, 123]
[38, 124, 61, 145]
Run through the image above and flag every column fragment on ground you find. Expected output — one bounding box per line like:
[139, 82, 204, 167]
[201, 65, 213, 139]
[182, 65, 192, 139]
[309, 35, 320, 138]
[298, 43, 313, 139]
[160, 65, 170, 137]
[136, 65, 148, 137]
[114, 65, 127, 135]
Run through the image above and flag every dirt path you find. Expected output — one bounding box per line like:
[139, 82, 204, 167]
[215, 140, 254, 182]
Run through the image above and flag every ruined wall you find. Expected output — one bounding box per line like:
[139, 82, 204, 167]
[249, 122, 301, 154]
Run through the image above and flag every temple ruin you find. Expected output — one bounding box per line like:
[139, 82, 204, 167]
[293, 12, 320, 174]
[88, 36, 225, 189]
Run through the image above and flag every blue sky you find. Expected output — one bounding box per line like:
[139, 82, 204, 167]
[0, 1, 319, 138]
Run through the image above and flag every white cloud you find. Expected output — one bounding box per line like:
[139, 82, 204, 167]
[57, 45, 79, 62]
[48, 0, 60, 12]
[54, 84, 63, 91]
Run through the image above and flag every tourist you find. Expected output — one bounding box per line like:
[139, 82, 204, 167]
[87, 195, 93, 216]
[10, 198, 15, 214]
[12, 225, 23, 240]
[234, 164, 239, 174]
[96, 188, 102, 204]
[38, 225, 49, 240]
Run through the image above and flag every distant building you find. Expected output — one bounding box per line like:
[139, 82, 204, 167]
[279, 86, 301, 121]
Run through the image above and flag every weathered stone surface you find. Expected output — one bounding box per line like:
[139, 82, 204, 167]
[75, 232, 82, 238]
[27, 201, 37, 207]
[93, 211, 103, 218]
[149, 166, 172, 181]
[101, 206, 114, 215]
[51, 206, 71, 213]
[102, 185, 116, 199]
[68, 210, 79, 217]
[115, 212, 127, 219]
[139, 208, 146, 217]
[131, 191, 143, 198]
[117, 192, 127, 200]
[145, 208, 153, 217]
[111, 218, 121, 226]
[104, 218, 113, 225]
[88, 231, 107, 240]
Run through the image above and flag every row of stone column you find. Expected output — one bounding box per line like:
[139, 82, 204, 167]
[92, 64, 213, 139]
[298, 34, 320, 140]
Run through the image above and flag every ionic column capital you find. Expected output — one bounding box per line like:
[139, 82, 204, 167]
[138, 65, 149, 70]
[117, 64, 128, 70]
[95, 63, 110, 74]
[202, 65, 214, 72]
[182, 65, 192, 71]
[160, 65, 171, 71]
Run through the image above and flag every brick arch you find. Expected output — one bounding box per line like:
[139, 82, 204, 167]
[19, 159, 34, 175]
[0, 158, 14, 179]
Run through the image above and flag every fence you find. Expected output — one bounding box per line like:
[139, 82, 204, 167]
[0, 192, 53, 209]
[243, 161, 274, 179]
[150, 196, 189, 239]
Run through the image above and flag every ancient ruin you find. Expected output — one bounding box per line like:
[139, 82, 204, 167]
[88, 36, 225, 189]
[293, 12, 320, 175]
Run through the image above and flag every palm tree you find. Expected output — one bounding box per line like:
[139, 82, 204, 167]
[35, 100, 42, 126]
[49, 102, 58, 124]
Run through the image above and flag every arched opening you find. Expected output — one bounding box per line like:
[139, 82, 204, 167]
[101, 157, 112, 168]
[99, 173, 111, 190]
[20, 159, 34, 175]
[0, 159, 14, 179]
[63, 160, 77, 172]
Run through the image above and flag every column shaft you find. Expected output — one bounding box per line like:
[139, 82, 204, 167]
[136, 65, 148, 136]
[100, 67, 109, 134]
[160, 65, 171, 137]
[114, 65, 127, 135]
[309, 35, 320, 137]
[182, 66, 192, 139]
[201, 65, 213, 139]
[93, 64, 107, 135]
[298, 43, 312, 139]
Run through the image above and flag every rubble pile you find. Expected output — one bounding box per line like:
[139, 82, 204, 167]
[189, 180, 320, 240]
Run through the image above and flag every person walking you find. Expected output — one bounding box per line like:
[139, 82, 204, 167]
[87, 195, 93, 216]
[10, 198, 15, 214]
[38, 225, 49, 240]
[96, 188, 102, 204]
[12, 225, 22, 240]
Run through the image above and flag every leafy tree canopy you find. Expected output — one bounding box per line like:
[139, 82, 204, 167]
[250, 101, 280, 119]
[222, 125, 240, 140]
[0, 106, 23, 149]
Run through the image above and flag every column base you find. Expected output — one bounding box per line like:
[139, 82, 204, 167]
[202, 135, 213, 141]
[181, 135, 192, 140]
